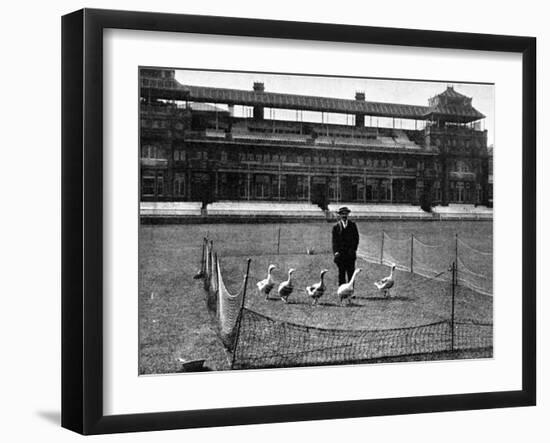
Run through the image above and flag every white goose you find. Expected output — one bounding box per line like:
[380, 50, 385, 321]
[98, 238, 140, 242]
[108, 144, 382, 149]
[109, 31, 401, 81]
[337, 268, 362, 305]
[306, 269, 328, 305]
[257, 264, 276, 299]
[278, 268, 295, 303]
[374, 264, 396, 297]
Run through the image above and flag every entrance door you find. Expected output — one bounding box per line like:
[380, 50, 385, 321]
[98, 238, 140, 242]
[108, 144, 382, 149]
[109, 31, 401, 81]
[191, 173, 212, 204]
[311, 177, 328, 208]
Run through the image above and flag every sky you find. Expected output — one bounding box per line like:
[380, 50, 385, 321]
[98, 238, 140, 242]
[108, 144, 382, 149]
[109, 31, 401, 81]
[174, 69, 494, 145]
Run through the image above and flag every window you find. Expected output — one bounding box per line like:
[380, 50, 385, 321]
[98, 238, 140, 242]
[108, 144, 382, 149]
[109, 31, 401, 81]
[366, 179, 378, 201]
[296, 176, 309, 200]
[433, 181, 442, 201]
[352, 179, 365, 201]
[272, 175, 286, 199]
[380, 179, 391, 201]
[141, 173, 164, 198]
[142, 176, 155, 196]
[156, 176, 164, 196]
[239, 175, 248, 199]
[254, 175, 271, 199]
[173, 173, 186, 197]
[476, 183, 483, 203]
[456, 160, 470, 173]
[173, 150, 186, 161]
[142, 145, 163, 159]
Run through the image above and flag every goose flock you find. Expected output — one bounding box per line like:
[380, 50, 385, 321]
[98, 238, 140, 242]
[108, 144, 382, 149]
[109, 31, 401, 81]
[255, 262, 397, 305]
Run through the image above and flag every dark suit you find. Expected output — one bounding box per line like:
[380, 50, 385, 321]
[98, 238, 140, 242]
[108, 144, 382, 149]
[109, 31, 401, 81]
[332, 220, 360, 285]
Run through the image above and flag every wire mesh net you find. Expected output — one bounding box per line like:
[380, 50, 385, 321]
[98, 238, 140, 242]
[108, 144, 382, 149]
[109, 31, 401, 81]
[233, 309, 492, 369]
[217, 258, 247, 349]
[198, 236, 492, 370]
[456, 239, 493, 296]
[358, 231, 492, 296]
[412, 237, 453, 280]
[202, 239, 250, 351]
[381, 232, 412, 271]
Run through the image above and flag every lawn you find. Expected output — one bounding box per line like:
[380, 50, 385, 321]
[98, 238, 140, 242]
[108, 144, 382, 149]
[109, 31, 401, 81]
[139, 220, 492, 374]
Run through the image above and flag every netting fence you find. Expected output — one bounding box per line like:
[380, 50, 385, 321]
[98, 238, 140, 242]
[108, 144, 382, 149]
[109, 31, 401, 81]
[233, 310, 492, 369]
[198, 238, 493, 370]
[201, 239, 251, 354]
[357, 231, 493, 296]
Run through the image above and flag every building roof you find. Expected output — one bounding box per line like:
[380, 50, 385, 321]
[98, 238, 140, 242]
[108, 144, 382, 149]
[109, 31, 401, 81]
[140, 74, 485, 122]
[437, 86, 470, 99]
[425, 86, 485, 122]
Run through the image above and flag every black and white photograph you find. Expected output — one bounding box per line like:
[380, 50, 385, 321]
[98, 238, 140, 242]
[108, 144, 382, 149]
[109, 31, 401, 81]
[138, 68, 494, 374]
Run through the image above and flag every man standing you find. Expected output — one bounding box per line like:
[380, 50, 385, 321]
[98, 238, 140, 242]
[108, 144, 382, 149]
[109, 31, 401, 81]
[332, 206, 360, 286]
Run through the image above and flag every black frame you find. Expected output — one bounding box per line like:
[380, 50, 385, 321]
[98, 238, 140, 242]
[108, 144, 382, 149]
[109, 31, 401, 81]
[62, 8, 536, 435]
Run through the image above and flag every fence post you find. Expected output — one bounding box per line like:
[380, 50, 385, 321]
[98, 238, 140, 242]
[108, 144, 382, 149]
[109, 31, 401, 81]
[410, 234, 414, 273]
[276, 226, 281, 255]
[451, 261, 456, 352]
[231, 258, 252, 370]
[200, 237, 207, 275]
[455, 232, 458, 271]
[380, 231, 385, 264]
[203, 241, 211, 291]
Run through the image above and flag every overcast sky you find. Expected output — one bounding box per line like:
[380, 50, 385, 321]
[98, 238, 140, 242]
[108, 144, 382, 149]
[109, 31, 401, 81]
[174, 69, 494, 145]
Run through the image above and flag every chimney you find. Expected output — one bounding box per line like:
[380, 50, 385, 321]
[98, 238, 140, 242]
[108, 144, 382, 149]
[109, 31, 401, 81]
[252, 82, 265, 120]
[355, 91, 365, 127]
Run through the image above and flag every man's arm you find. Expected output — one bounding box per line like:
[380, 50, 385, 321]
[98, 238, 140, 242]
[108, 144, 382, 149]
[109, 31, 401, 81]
[351, 222, 359, 251]
[332, 225, 340, 254]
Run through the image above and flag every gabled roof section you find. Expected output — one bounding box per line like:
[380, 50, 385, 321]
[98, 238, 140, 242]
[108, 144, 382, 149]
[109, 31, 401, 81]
[426, 86, 485, 122]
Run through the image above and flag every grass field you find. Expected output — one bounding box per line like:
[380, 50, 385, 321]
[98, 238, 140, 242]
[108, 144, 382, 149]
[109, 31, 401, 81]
[139, 220, 492, 374]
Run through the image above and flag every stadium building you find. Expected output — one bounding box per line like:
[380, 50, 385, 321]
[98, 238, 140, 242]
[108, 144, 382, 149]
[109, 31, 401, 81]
[140, 69, 490, 211]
